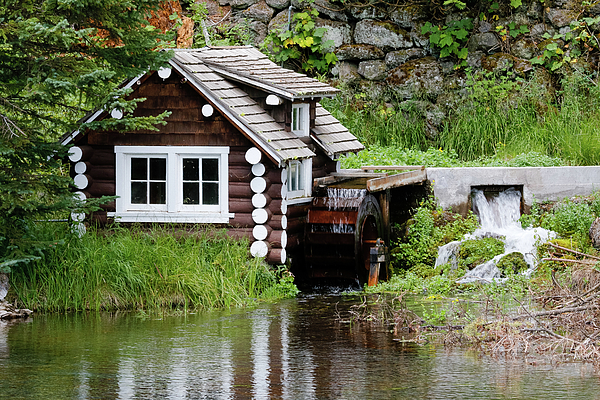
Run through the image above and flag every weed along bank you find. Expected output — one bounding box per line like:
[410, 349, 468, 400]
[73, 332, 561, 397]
[60, 46, 382, 282]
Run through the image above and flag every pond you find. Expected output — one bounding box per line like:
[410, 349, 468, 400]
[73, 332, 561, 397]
[1, 293, 599, 399]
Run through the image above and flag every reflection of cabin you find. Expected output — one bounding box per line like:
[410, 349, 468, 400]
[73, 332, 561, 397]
[61, 46, 363, 265]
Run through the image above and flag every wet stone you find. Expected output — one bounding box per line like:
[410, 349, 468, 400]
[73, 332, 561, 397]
[389, 5, 428, 29]
[385, 48, 427, 69]
[546, 8, 578, 27]
[335, 44, 385, 61]
[354, 20, 412, 51]
[358, 60, 387, 81]
[337, 61, 361, 84]
[266, 0, 289, 9]
[243, 1, 274, 23]
[468, 32, 501, 53]
[316, 18, 352, 52]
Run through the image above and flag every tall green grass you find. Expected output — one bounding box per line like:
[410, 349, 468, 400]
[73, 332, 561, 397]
[324, 70, 600, 166]
[9, 225, 296, 312]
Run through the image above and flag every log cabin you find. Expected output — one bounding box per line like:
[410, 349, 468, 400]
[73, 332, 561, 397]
[60, 46, 364, 266]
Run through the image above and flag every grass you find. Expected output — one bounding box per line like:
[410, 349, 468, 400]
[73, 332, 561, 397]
[8, 224, 298, 312]
[324, 69, 600, 167]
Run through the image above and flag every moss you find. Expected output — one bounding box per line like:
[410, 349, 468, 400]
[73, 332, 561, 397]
[497, 252, 529, 275]
[458, 237, 505, 269]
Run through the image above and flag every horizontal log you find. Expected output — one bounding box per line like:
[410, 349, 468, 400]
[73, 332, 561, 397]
[267, 230, 287, 248]
[88, 149, 115, 166]
[252, 193, 271, 209]
[286, 233, 302, 250]
[287, 203, 310, 219]
[88, 165, 115, 181]
[266, 248, 287, 265]
[74, 174, 93, 190]
[269, 199, 287, 215]
[252, 224, 273, 241]
[91, 211, 107, 226]
[250, 240, 268, 258]
[229, 213, 254, 228]
[252, 208, 272, 224]
[265, 168, 284, 184]
[229, 182, 252, 198]
[229, 198, 254, 214]
[69, 145, 93, 162]
[325, 160, 340, 174]
[226, 228, 253, 241]
[269, 214, 287, 230]
[229, 165, 253, 183]
[266, 183, 285, 200]
[86, 180, 115, 197]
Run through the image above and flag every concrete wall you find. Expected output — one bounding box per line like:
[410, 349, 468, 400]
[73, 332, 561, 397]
[427, 167, 600, 215]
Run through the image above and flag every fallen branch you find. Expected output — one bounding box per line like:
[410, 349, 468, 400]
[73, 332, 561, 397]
[511, 304, 598, 320]
[546, 242, 600, 260]
[542, 257, 597, 265]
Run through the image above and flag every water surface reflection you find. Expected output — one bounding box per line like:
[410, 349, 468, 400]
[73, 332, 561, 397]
[1, 294, 599, 399]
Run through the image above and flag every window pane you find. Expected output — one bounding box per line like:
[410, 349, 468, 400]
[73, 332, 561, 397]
[289, 163, 297, 191]
[292, 107, 299, 131]
[150, 158, 166, 180]
[183, 158, 199, 181]
[149, 182, 166, 204]
[131, 158, 147, 180]
[298, 163, 304, 190]
[203, 182, 219, 205]
[183, 182, 200, 204]
[202, 158, 219, 181]
[131, 182, 147, 204]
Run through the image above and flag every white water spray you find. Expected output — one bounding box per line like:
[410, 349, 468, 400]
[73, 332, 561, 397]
[324, 188, 366, 234]
[437, 188, 556, 284]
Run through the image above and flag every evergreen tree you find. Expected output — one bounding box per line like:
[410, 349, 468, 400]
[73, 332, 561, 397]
[0, 0, 173, 271]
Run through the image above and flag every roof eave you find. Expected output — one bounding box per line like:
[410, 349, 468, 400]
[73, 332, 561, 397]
[171, 60, 286, 167]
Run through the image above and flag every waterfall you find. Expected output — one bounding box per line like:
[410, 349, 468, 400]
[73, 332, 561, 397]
[436, 188, 556, 284]
[324, 188, 365, 234]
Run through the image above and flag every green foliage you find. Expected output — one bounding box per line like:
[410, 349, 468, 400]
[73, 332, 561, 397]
[422, 19, 473, 65]
[9, 226, 298, 311]
[262, 6, 337, 75]
[531, 15, 600, 71]
[392, 198, 479, 270]
[0, 0, 173, 271]
[321, 95, 430, 149]
[495, 22, 529, 39]
[458, 238, 505, 269]
[496, 252, 529, 275]
[540, 199, 595, 248]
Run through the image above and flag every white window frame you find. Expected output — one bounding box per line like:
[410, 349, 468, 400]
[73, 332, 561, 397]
[287, 158, 312, 201]
[291, 103, 310, 137]
[112, 146, 233, 223]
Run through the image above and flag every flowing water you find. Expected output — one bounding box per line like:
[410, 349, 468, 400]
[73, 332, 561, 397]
[439, 188, 556, 284]
[1, 293, 599, 399]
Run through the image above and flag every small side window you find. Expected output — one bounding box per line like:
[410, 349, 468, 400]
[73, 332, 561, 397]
[291, 103, 309, 137]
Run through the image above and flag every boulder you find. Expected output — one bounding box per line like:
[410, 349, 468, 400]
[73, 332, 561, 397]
[511, 37, 538, 60]
[243, 1, 275, 23]
[482, 53, 533, 76]
[358, 60, 387, 80]
[385, 48, 427, 69]
[337, 61, 361, 84]
[266, 0, 289, 10]
[546, 8, 578, 27]
[268, 9, 292, 32]
[316, 18, 352, 52]
[468, 32, 501, 53]
[389, 5, 428, 29]
[386, 57, 444, 100]
[249, 20, 268, 45]
[0, 273, 7, 301]
[230, 0, 259, 9]
[354, 20, 412, 51]
[335, 44, 385, 61]
[348, 5, 388, 20]
[291, 0, 347, 22]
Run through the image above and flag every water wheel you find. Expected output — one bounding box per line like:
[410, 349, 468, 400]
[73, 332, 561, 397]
[303, 189, 386, 285]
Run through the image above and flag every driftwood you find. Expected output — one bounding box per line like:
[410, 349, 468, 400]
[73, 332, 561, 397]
[0, 301, 32, 320]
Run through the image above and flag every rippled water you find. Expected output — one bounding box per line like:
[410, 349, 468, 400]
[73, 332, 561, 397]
[1, 294, 599, 399]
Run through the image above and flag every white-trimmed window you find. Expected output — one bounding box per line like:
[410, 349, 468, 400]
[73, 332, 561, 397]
[291, 103, 309, 137]
[113, 146, 232, 223]
[287, 158, 312, 200]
